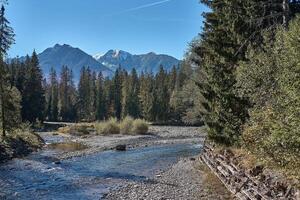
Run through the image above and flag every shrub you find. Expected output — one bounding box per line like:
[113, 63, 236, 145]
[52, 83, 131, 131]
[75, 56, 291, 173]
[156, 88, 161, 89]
[95, 118, 120, 135]
[132, 119, 149, 135]
[237, 17, 300, 180]
[58, 126, 71, 134]
[119, 116, 134, 134]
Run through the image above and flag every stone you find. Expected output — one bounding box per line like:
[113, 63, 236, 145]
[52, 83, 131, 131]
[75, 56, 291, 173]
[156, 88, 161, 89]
[53, 161, 61, 165]
[115, 145, 126, 151]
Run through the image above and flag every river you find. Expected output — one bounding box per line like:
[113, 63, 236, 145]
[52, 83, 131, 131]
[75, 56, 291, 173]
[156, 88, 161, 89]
[0, 142, 201, 200]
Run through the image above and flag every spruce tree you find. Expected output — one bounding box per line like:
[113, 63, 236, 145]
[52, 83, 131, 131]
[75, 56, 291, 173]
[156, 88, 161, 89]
[96, 72, 105, 120]
[121, 72, 130, 118]
[0, 4, 16, 137]
[48, 67, 59, 121]
[89, 71, 97, 121]
[154, 66, 169, 122]
[190, 0, 300, 145]
[22, 51, 46, 123]
[113, 68, 123, 119]
[139, 72, 155, 121]
[59, 66, 76, 121]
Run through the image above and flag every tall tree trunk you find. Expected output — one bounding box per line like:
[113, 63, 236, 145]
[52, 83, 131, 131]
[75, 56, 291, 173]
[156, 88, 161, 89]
[0, 70, 5, 139]
[283, 0, 290, 27]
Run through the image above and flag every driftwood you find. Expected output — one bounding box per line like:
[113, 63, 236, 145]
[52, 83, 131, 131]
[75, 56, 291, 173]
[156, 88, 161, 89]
[200, 144, 300, 200]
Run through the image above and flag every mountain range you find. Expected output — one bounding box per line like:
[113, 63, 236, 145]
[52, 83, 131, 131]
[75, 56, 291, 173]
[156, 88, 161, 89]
[17, 44, 181, 80]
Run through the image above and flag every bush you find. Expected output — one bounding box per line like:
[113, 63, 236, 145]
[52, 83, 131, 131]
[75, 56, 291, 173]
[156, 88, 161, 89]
[95, 118, 120, 135]
[119, 116, 134, 134]
[132, 119, 149, 135]
[237, 17, 300, 180]
[9, 123, 44, 148]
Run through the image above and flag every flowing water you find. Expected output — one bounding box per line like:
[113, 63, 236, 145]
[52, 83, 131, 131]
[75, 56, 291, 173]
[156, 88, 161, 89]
[0, 143, 201, 200]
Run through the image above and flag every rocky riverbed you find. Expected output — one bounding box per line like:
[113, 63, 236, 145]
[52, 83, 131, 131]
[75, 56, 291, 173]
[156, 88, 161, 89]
[39, 126, 206, 160]
[0, 126, 233, 200]
[104, 157, 232, 200]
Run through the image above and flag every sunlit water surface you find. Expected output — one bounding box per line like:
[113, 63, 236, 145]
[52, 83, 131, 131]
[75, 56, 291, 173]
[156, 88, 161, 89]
[0, 143, 201, 200]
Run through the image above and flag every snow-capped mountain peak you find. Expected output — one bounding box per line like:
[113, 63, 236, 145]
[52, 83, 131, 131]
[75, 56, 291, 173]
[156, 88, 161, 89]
[93, 53, 105, 60]
[113, 49, 120, 58]
[95, 49, 180, 73]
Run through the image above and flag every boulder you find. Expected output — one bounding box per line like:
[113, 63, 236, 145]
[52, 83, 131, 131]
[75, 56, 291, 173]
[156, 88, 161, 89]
[115, 145, 126, 151]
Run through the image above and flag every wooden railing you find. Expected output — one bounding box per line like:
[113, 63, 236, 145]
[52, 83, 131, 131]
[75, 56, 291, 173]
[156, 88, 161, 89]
[200, 144, 300, 200]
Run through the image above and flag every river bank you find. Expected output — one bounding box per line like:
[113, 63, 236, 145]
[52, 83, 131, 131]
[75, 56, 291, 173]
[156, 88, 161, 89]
[104, 157, 233, 200]
[0, 130, 44, 163]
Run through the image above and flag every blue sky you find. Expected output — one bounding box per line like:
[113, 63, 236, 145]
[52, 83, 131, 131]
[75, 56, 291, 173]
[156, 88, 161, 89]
[6, 0, 206, 59]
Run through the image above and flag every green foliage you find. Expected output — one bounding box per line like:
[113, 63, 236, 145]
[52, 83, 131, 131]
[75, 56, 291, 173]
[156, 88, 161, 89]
[46, 67, 59, 121]
[139, 73, 155, 121]
[170, 62, 203, 125]
[187, 0, 300, 145]
[237, 17, 300, 174]
[21, 51, 46, 123]
[0, 84, 22, 133]
[96, 72, 106, 120]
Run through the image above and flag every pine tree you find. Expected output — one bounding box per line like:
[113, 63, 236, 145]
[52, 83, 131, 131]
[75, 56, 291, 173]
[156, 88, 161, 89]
[189, 0, 300, 145]
[59, 66, 76, 121]
[89, 71, 97, 121]
[155, 66, 170, 122]
[96, 72, 105, 120]
[78, 67, 97, 121]
[0, 4, 16, 137]
[139, 72, 155, 121]
[103, 77, 114, 119]
[121, 72, 130, 118]
[48, 67, 59, 121]
[127, 68, 140, 118]
[113, 68, 123, 119]
[21, 51, 46, 123]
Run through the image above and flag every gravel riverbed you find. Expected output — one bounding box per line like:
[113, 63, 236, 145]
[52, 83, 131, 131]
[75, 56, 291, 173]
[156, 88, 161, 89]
[104, 157, 233, 200]
[39, 126, 206, 160]
[37, 126, 232, 200]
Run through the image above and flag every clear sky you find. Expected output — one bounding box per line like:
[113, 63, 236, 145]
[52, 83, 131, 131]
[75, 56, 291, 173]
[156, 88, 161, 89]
[6, 0, 206, 59]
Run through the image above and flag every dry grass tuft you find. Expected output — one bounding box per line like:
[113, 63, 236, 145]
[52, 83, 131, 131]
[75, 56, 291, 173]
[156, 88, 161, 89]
[131, 119, 149, 135]
[95, 118, 120, 135]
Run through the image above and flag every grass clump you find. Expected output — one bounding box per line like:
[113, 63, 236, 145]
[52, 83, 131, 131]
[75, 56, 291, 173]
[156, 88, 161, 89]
[131, 119, 149, 135]
[95, 118, 120, 135]
[119, 116, 134, 134]
[94, 117, 149, 135]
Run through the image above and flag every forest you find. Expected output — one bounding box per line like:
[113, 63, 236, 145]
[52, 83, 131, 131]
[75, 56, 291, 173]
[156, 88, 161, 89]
[0, 0, 300, 188]
[7, 57, 199, 125]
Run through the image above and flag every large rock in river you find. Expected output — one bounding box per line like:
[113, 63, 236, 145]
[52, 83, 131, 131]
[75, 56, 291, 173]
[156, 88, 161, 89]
[115, 145, 126, 151]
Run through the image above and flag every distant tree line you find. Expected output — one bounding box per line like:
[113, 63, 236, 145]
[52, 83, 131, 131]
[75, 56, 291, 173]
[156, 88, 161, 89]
[42, 64, 196, 124]
[6, 59, 198, 124]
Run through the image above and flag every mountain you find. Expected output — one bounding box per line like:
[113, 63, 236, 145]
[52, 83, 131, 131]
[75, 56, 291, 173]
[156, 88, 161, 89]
[14, 44, 180, 81]
[36, 44, 113, 80]
[95, 50, 180, 74]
